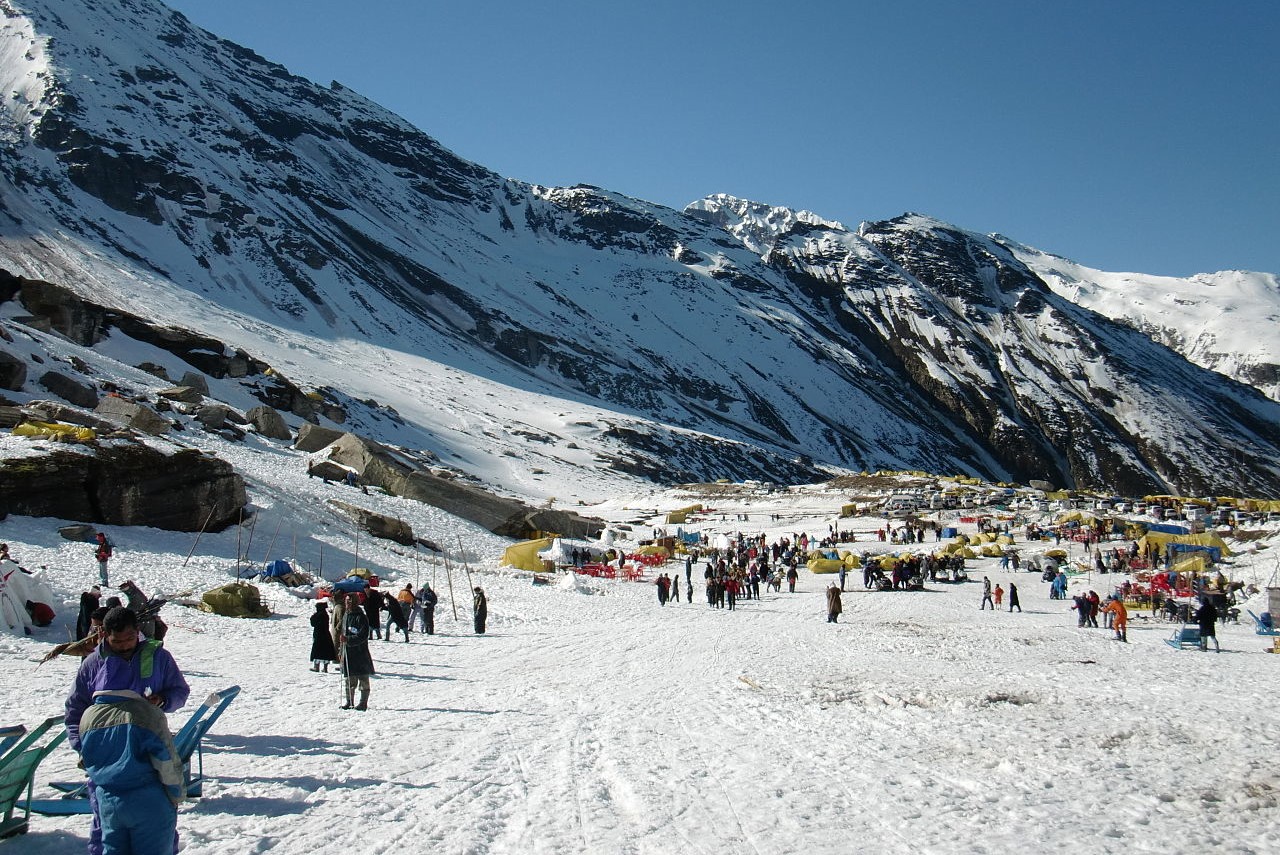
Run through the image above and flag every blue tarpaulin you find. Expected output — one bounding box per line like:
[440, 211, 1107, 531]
[331, 577, 368, 593]
[1166, 542, 1222, 563]
[262, 559, 293, 577]
[1147, 523, 1191, 535]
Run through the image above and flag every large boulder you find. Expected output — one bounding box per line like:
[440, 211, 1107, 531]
[0, 348, 26, 391]
[95, 396, 172, 435]
[39, 370, 98, 408]
[178, 372, 209, 395]
[322, 432, 604, 539]
[329, 499, 415, 546]
[247, 405, 291, 440]
[157, 385, 203, 405]
[294, 422, 345, 453]
[0, 442, 246, 531]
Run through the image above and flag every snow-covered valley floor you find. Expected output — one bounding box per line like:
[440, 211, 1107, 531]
[5, 487, 1280, 855]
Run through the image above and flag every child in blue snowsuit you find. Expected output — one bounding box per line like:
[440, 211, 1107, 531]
[78, 688, 185, 854]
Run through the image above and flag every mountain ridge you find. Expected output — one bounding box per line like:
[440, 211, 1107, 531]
[0, 0, 1277, 499]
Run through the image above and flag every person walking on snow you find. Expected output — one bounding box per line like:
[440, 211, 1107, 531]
[994, 584, 1004, 607]
[1195, 598, 1220, 652]
[1008, 582, 1021, 612]
[1102, 596, 1128, 642]
[981, 577, 994, 610]
[826, 583, 843, 623]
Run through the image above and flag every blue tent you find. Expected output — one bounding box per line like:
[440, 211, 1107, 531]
[1147, 523, 1190, 535]
[262, 559, 293, 578]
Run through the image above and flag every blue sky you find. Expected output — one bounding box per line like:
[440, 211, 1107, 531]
[163, 0, 1278, 276]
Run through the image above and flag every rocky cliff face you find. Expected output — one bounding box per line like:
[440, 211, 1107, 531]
[0, 0, 1277, 498]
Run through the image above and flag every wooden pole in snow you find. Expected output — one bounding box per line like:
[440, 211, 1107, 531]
[182, 507, 217, 568]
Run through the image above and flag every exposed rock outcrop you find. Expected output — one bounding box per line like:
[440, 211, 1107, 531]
[328, 499, 414, 546]
[0, 442, 246, 531]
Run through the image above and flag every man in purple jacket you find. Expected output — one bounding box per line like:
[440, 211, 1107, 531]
[65, 607, 190, 855]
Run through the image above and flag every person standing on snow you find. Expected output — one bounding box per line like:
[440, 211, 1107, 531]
[93, 532, 113, 587]
[980, 577, 994, 610]
[1008, 582, 1021, 612]
[786, 565, 799, 593]
[416, 583, 438, 634]
[339, 593, 375, 710]
[310, 601, 338, 671]
[363, 587, 384, 640]
[473, 586, 489, 634]
[65, 606, 190, 855]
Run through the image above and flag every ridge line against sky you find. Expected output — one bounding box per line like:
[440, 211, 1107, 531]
[158, 0, 1279, 278]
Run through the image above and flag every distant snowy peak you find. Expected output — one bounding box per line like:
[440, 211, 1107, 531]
[685, 193, 846, 254]
[998, 238, 1280, 401]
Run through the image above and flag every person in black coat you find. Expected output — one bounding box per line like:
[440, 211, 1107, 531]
[363, 587, 383, 640]
[310, 602, 338, 671]
[75, 588, 101, 641]
[1008, 583, 1021, 613]
[1196, 599, 1220, 652]
[416, 584, 438, 634]
[473, 586, 488, 635]
[382, 593, 409, 642]
[339, 595, 375, 710]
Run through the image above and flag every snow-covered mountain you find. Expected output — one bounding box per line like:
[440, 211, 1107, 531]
[0, 0, 1277, 499]
[999, 241, 1280, 403]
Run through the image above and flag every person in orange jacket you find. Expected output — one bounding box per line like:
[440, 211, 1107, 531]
[1102, 596, 1128, 642]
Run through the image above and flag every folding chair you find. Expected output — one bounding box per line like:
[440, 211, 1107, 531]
[0, 715, 67, 838]
[29, 685, 241, 815]
[0, 727, 25, 760]
[1247, 609, 1278, 636]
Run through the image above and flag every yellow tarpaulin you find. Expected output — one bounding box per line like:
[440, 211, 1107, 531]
[13, 421, 96, 441]
[807, 558, 843, 574]
[501, 537, 554, 572]
[1137, 531, 1233, 558]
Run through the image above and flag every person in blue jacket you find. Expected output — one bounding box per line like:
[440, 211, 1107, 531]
[66, 607, 189, 855]
[79, 688, 185, 854]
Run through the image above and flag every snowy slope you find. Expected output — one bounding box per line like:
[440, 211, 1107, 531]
[0, 0, 1278, 501]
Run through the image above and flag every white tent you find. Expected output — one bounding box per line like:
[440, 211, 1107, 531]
[0, 562, 57, 636]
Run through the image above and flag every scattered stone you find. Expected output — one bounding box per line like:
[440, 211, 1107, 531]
[95, 396, 172, 435]
[246, 405, 291, 440]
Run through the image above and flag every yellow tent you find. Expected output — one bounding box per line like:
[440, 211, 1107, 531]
[501, 537, 555, 572]
[1171, 552, 1211, 575]
[807, 558, 843, 574]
